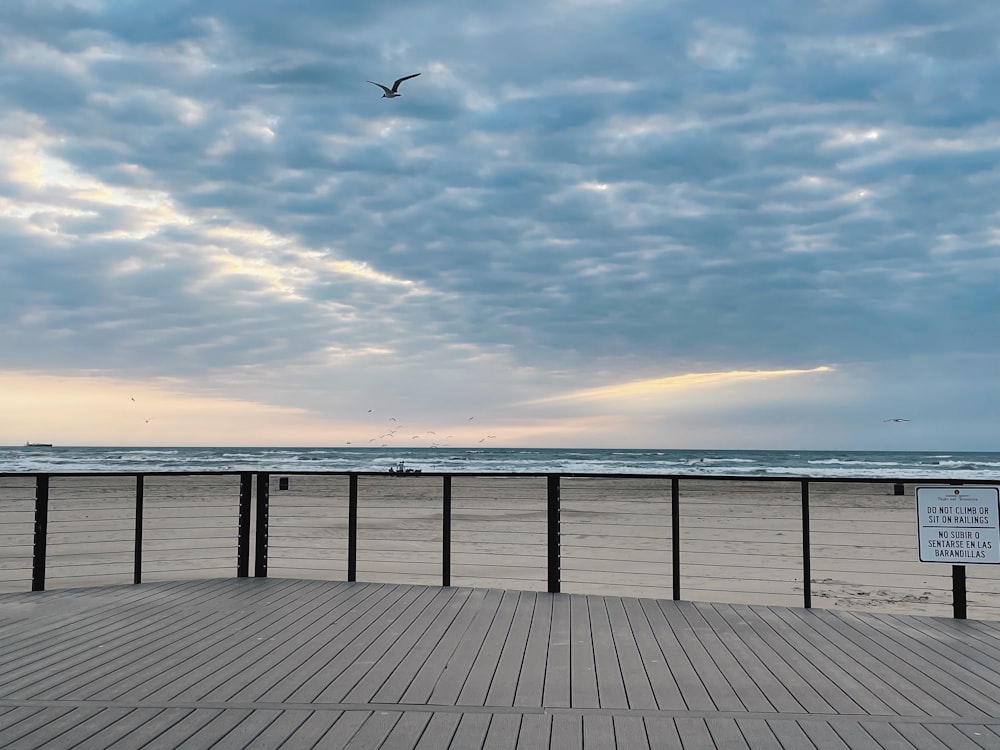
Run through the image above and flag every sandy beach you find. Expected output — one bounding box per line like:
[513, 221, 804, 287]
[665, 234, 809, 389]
[2, 473, 998, 619]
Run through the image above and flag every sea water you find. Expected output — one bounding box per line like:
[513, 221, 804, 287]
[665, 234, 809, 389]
[2, 445, 999, 479]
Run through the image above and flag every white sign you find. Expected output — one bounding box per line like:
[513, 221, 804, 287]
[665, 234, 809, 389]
[916, 486, 1000, 564]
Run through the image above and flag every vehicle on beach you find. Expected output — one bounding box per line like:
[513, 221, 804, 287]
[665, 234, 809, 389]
[388, 460, 422, 475]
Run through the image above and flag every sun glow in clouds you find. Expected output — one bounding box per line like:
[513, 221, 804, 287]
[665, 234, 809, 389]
[532, 366, 834, 404]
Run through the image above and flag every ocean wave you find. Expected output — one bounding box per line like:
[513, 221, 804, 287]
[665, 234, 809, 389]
[3, 446, 999, 480]
[808, 459, 901, 466]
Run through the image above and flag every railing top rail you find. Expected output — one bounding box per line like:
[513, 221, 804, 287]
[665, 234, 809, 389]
[0, 470, 997, 484]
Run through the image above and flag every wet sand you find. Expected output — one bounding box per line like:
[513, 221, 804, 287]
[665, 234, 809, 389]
[2, 473, 998, 619]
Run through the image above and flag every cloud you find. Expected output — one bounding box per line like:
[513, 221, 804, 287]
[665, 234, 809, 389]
[0, 0, 998, 448]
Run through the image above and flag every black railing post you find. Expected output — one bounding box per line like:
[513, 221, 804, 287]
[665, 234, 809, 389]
[32, 475, 49, 592]
[547, 475, 561, 593]
[671, 477, 680, 600]
[134, 475, 144, 585]
[443, 475, 452, 587]
[238, 472, 252, 578]
[348, 473, 358, 582]
[953, 565, 967, 619]
[254, 473, 269, 577]
[801, 480, 812, 608]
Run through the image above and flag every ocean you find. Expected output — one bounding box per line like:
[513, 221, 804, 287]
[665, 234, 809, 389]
[2, 445, 999, 479]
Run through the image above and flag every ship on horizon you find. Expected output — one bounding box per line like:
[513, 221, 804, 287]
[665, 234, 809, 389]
[25, 441, 53, 447]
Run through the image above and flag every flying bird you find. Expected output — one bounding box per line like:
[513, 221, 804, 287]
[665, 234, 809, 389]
[367, 73, 420, 98]
[884, 418, 910, 422]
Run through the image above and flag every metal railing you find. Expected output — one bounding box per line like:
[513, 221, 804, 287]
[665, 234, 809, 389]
[2, 471, 998, 619]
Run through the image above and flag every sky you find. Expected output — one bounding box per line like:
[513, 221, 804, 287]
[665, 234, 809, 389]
[1, 0, 998, 451]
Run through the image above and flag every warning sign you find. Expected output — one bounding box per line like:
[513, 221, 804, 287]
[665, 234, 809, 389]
[916, 486, 1000, 564]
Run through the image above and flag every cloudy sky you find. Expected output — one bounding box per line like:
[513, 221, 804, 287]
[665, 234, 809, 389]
[2, 0, 998, 450]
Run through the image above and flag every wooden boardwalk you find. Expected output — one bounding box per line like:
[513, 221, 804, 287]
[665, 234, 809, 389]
[1, 579, 999, 749]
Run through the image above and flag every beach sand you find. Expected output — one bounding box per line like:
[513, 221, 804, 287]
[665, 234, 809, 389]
[2, 473, 998, 619]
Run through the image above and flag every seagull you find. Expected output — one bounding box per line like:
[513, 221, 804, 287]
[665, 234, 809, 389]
[884, 418, 910, 422]
[367, 73, 420, 98]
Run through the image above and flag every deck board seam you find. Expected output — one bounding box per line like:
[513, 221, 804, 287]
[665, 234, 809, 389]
[4, 698, 1000, 726]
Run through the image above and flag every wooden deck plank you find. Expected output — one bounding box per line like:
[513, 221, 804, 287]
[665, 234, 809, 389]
[551, 714, 584, 749]
[705, 716, 752, 749]
[613, 715, 651, 750]
[620, 598, 692, 711]
[793, 719, 850, 750]
[67, 610, 265, 702]
[841, 611, 1000, 716]
[426, 589, 506, 706]
[377, 711, 433, 750]
[412, 712, 461, 749]
[673, 717, 718, 750]
[313, 710, 372, 749]
[31, 581, 313, 703]
[583, 714, 618, 748]
[239, 710, 315, 749]
[311, 587, 450, 704]
[723, 603, 858, 714]
[512, 593, 552, 707]
[31, 708, 143, 750]
[936, 722, 1000, 750]
[905, 615, 1000, 661]
[515, 712, 552, 749]
[0, 706, 75, 746]
[275, 585, 430, 702]
[333, 588, 465, 703]
[457, 589, 523, 705]
[892, 722, 974, 750]
[644, 716, 682, 747]
[362, 586, 472, 704]
[807, 608, 990, 717]
[758, 606, 904, 715]
[484, 591, 537, 707]
[447, 713, 492, 750]
[0, 580, 215, 656]
[764, 718, 819, 750]
[674, 601, 774, 713]
[958, 724, 1000, 748]
[71, 708, 174, 749]
[204, 582, 387, 701]
[274, 710, 349, 748]
[482, 713, 522, 749]
[819, 720, 881, 749]
[120, 581, 367, 702]
[336, 710, 402, 749]
[588, 595, 630, 709]
[173, 709, 256, 750]
[604, 596, 657, 710]
[134, 582, 368, 703]
[105, 708, 219, 750]
[208, 709, 284, 750]
[542, 593, 572, 707]
[733, 718, 783, 749]
[702, 604, 809, 714]
[570, 594, 600, 708]
[0, 587, 233, 697]
[235, 584, 402, 703]
[2, 707, 104, 750]
[645, 600, 745, 712]
[398, 589, 497, 705]
[850, 722, 917, 749]
[870, 612, 1000, 675]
